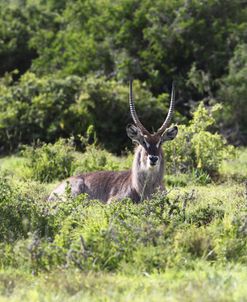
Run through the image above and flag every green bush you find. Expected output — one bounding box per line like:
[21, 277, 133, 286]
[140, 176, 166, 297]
[0, 73, 180, 154]
[22, 139, 75, 183]
[0, 0, 246, 155]
[164, 103, 234, 176]
[20, 138, 132, 183]
[0, 176, 247, 273]
[218, 43, 247, 144]
[0, 177, 48, 242]
[0, 72, 86, 152]
[73, 145, 132, 175]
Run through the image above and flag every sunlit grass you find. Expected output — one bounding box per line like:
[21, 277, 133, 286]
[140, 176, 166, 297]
[0, 155, 31, 179]
[220, 148, 247, 181]
[1, 264, 247, 302]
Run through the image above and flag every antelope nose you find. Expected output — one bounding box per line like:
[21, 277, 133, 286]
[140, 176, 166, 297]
[149, 155, 158, 165]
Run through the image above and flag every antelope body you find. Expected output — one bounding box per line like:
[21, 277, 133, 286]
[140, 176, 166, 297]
[48, 82, 178, 203]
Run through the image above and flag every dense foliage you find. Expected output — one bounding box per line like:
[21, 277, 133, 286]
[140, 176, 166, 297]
[0, 74, 178, 153]
[218, 44, 247, 144]
[0, 0, 246, 153]
[0, 162, 246, 274]
[164, 103, 234, 177]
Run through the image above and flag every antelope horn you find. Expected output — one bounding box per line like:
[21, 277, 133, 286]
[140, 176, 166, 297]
[157, 82, 176, 134]
[129, 80, 148, 133]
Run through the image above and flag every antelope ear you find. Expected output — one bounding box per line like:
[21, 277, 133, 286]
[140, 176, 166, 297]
[161, 126, 178, 143]
[126, 124, 144, 144]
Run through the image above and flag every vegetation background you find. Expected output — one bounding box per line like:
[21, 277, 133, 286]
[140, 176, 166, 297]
[0, 0, 247, 301]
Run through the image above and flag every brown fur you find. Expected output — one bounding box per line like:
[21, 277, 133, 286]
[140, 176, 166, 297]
[48, 143, 165, 203]
[48, 124, 178, 203]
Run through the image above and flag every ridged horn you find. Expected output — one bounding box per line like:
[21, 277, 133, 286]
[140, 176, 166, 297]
[129, 80, 148, 134]
[157, 82, 176, 134]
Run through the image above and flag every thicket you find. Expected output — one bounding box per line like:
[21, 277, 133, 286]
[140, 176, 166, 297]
[0, 175, 246, 274]
[218, 44, 247, 144]
[0, 0, 246, 153]
[0, 74, 175, 153]
[164, 103, 234, 177]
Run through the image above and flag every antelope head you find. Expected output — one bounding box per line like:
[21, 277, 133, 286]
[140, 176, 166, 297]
[126, 81, 178, 171]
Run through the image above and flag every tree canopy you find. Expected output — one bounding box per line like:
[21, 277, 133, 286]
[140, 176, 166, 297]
[0, 0, 246, 153]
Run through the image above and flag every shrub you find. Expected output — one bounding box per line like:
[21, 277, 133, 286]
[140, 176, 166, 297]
[218, 43, 247, 144]
[73, 145, 132, 175]
[0, 177, 48, 242]
[0, 73, 182, 154]
[163, 103, 234, 176]
[0, 179, 247, 273]
[22, 139, 75, 183]
[0, 72, 87, 152]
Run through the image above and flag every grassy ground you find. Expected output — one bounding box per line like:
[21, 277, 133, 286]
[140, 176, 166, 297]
[1, 265, 247, 302]
[0, 148, 246, 302]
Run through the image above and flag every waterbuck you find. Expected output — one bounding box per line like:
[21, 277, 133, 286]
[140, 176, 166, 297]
[48, 81, 178, 203]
